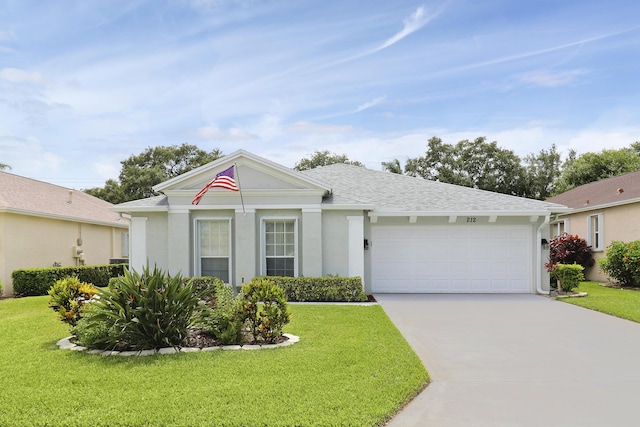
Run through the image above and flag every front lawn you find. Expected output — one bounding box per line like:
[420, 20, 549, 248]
[559, 281, 640, 322]
[0, 296, 428, 427]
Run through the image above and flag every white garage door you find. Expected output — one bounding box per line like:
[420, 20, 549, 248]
[371, 225, 532, 293]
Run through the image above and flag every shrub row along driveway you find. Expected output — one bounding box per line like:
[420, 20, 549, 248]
[377, 294, 640, 427]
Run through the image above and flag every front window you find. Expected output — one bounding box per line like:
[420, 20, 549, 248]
[264, 219, 297, 277]
[588, 213, 603, 251]
[197, 219, 231, 282]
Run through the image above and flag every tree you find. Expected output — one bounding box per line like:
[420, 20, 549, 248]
[521, 144, 562, 200]
[85, 143, 223, 204]
[294, 150, 363, 171]
[382, 159, 403, 174]
[405, 136, 527, 196]
[0, 163, 11, 171]
[554, 143, 640, 194]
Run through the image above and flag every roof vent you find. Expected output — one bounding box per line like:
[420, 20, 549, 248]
[67, 190, 73, 204]
[618, 188, 624, 194]
[584, 199, 589, 206]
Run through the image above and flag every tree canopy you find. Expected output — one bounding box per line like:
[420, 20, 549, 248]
[294, 150, 363, 171]
[390, 137, 565, 200]
[553, 142, 640, 194]
[85, 143, 223, 204]
[0, 163, 11, 171]
[404, 137, 529, 196]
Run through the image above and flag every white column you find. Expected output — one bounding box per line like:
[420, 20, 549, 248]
[347, 216, 364, 279]
[130, 216, 148, 272]
[235, 208, 256, 288]
[168, 209, 190, 276]
[302, 209, 323, 277]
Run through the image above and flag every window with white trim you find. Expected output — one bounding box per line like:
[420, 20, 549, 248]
[121, 232, 130, 257]
[197, 219, 231, 282]
[263, 219, 297, 277]
[551, 219, 569, 237]
[588, 213, 604, 251]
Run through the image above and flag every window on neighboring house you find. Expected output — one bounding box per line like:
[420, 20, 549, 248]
[552, 219, 569, 237]
[121, 232, 130, 257]
[197, 219, 231, 282]
[588, 213, 604, 251]
[263, 219, 297, 277]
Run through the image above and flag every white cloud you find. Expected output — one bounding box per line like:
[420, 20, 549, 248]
[520, 70, 586, 87]
[377, 6, 430, 51]
[285, 121, 354, 134]
[0, 135, 63, 174]
[0, 67, 47, 84]
[0, 30, 14, 41]
[193, 126, 256, 140]
[355, 96, 385, 113]
[329, 5, 438, 66]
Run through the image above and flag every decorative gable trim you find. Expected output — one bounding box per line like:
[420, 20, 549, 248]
[153, 149, 331, 194]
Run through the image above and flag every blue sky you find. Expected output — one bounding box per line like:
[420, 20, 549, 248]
[1, 0, 639, 189]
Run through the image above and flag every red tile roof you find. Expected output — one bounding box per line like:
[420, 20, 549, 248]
[0, 171, 127, 227]
[547, 170, 640, 209]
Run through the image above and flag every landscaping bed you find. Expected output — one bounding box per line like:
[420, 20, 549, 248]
[0, 296, 428, 427]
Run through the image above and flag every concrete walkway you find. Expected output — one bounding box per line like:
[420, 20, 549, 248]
[376, 294, 640, 427]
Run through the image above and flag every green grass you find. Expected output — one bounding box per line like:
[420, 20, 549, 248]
[559, 281, 640, 322]
[0, 297, 428, 427]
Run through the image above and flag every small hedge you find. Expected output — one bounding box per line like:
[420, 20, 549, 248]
[551, 263, 585, 293]
[264, 276, 367, 302]
[12, 264, 127, 297]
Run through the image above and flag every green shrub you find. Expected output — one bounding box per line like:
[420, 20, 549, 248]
[12, 264, 127, 297]
[599, 240, 640, 287]
[265, 276, 366, 302]
[194, 284, 244, 345]
[241, 278, 291, 344]
[48, 276, 98, 327]
[73, 303, 119, 349]
[551, 263, 585, 293]
[187, 276, 226, 301]
[75, 267, 203, 350]
[545, 233, 594, 272]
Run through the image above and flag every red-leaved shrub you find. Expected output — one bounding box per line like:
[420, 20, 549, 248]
[545, 232, 594, 272]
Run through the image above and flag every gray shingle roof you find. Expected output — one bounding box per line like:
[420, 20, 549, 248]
[113, 195, 168, 209]
[0, 171, 127, 227]
[302, 163, 566, 213]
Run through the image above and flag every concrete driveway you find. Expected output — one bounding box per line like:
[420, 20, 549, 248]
[376, 294, 640, 427]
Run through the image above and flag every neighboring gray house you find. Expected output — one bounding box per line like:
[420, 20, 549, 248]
[112, 150, 568, 294]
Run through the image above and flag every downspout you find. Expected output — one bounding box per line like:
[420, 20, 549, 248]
[536, 215, 550, 295]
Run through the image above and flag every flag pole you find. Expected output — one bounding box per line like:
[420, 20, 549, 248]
[234, 163, 246, 214]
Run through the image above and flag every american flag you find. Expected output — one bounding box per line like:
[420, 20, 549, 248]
[191, 165, 239, 205]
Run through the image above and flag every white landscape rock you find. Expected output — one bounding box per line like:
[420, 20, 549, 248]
[56, 334, 300, 357]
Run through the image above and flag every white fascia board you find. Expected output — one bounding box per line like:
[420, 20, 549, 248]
[177, 203, 324, 211]
[368, 209, 562, 218]
[556, 197, 640, 216]
[162, 188, 328, 198]
[320, 203, 376, 211]
[110, 205, 169, 214]
[1, 207, 129, 228]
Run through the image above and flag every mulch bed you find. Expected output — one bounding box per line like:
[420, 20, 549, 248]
[182, 328, 288, 348]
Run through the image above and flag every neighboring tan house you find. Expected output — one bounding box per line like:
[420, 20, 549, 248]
[0, 172, 130, 296]
[546, 170, 640, 282]
[112, 150, 567, 294]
